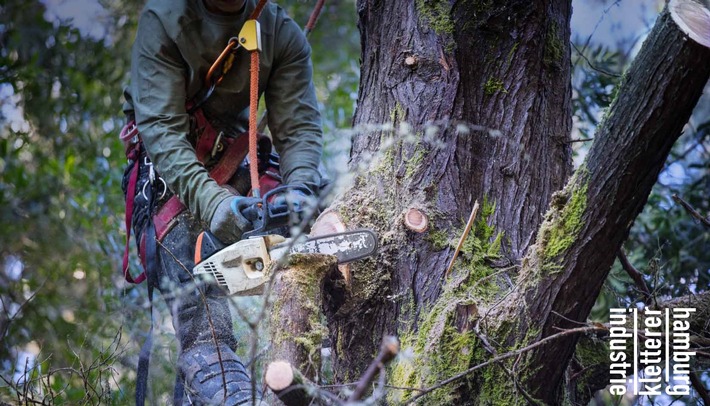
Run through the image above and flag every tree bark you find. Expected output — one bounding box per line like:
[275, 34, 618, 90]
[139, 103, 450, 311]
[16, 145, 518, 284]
[269, 254, 340, 380]
[321, 0, 710, 403]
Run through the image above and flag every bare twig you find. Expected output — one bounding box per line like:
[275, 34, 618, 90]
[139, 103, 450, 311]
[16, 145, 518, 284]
[346, 336, 399, 403]
[617, 249, 653, 302]
[444, 200, 480, 278]
[566, 137, 594, 143]
[571, 42, 622, 78]
[672, 194, 710, 228]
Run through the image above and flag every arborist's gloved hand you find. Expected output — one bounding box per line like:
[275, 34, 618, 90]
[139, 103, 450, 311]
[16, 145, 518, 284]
[209, 195, 257, 244]
[273, 185, 319, 224]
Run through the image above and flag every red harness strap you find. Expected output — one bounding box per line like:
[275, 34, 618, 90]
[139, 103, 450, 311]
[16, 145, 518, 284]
[122, 138, 147, 284]
[152, 132, 250, 242]
[121, 113, 250, 284]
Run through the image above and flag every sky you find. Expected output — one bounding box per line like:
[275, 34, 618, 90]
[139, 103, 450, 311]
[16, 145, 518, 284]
[571, 0, 664, 52]
[39, 0, 666, 47]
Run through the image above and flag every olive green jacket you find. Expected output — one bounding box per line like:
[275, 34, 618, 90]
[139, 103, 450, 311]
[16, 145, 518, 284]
[123, 0, 323, 224]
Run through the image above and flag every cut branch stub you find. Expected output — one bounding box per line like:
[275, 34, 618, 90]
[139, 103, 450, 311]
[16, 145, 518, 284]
[311, 209, 351, 283]
[670, 0, 710, 48]
[403, 207, 428, 232]
[264, 361, 318, 406]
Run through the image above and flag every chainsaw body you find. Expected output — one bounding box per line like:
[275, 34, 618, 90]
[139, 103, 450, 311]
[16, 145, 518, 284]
[193, 229, 377, 296]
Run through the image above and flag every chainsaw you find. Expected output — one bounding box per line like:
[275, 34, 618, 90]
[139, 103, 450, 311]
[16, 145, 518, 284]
[193, 186, 378, 295]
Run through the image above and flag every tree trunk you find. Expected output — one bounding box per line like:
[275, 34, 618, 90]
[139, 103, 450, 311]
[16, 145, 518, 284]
[332, 0, 572, 384]
[321, 0, 710, 403]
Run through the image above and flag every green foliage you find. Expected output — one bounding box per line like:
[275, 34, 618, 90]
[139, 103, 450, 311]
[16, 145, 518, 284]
[0, 0, 149, 402]
[0, 0, 361, 402]
[282, 1, 360, 172]
[571, 44, 623, 141]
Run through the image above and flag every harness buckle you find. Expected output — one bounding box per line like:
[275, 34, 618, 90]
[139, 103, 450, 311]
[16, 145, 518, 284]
[211, 131, 224, 158]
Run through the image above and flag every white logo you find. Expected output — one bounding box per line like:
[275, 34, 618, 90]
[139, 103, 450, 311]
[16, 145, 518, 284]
[608, 307, 695, 396]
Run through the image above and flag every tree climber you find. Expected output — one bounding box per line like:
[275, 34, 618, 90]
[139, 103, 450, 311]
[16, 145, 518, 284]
[120, 0, 323, 403]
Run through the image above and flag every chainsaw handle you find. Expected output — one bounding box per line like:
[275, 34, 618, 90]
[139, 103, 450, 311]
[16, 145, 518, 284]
[233, 196, 262, 222]
[262, 184, 313, 217]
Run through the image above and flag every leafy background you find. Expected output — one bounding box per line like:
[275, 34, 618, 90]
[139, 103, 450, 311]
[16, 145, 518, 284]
[0, 0, 707, 404]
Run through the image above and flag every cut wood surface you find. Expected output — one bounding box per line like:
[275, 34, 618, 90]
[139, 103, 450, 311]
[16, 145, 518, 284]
[264, 361, 318, 406]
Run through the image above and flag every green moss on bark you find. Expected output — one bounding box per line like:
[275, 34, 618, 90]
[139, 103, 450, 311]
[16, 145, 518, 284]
[389, 199, 515, 403]
[426, 228, 451, 251]
[484, 77, 507, 95]
[543, 183, 587, 259]
[416, 0, 455, 36]
[415, 0, 456, 51]
[522, 166, 590, 279]
[544, 21, 563, 68]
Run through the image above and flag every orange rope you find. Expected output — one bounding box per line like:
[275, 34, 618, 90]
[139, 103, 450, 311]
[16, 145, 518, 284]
[248, 50, 261, 198]
[245, 0, 269, 198]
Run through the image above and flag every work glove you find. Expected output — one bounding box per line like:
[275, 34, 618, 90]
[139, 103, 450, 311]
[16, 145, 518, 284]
[273, 185, 319, 226]
[209, 195, 258, 244]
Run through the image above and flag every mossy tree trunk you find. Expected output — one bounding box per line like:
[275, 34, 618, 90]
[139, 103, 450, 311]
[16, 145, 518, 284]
[321, 0, 710, 404]
[332, 0, 571, 388]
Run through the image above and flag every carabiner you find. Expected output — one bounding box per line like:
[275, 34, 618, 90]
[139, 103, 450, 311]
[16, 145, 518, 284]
[144, 156, 155, 184]
[141, 177, 167, 201]
[205, 37, 240, 86]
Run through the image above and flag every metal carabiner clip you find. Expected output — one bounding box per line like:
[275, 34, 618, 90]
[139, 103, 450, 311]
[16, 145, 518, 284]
[141, 157, 167, 200]
[144, 156, 155, 185]
[142, 177, 167, 201]
[205, 37, 241, 86]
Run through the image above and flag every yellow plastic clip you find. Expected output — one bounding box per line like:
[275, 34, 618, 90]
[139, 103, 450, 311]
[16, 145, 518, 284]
[238, 20, 262, 52]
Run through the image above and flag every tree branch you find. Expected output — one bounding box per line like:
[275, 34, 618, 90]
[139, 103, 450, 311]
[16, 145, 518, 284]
[617, 249, 652, 302]
[672, 194, 710, 228]
[346, 335, 399, 403]
[512, 2, 710, 402]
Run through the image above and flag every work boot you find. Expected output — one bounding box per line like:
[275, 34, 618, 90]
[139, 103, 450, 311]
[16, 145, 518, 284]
[178, 341, 258, 405]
